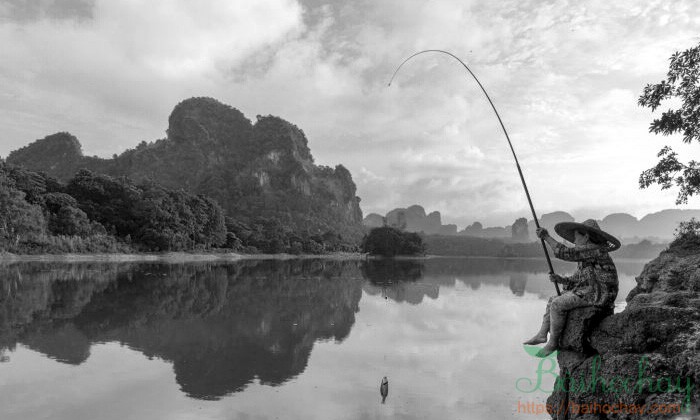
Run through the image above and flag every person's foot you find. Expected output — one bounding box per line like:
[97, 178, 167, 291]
[523, 334, 547, 345]
[535, 342, 557, 357]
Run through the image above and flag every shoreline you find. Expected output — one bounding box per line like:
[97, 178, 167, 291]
[0, 252, 652, 264]
[0, 251, 368, 264]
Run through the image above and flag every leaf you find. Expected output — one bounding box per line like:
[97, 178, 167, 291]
[639, 42, 700, 203]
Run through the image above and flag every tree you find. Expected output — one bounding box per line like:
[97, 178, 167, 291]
[362, 227, 404, 257]
[200, 196, 226, 247]
[67, 169, 142, 236]
[0, 174, 45, 244]
[638, 42, 700, 203]
[669, 217, 700, 250]
[361, 227, 426, 257]
[43, 192, 97, 237]
[50, 206, 93, 237]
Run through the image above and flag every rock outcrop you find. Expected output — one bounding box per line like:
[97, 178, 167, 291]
[458, 221, 511, 238]
[547, 242, 700, 419]
[368, 205, 457, 235]
[362, 213, 385, 228]
[6, 97, 363, 238]
[512, 217, 530, 242]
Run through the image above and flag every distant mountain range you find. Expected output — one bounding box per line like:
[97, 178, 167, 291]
[6, 97, 363, 239]
[363, 205, 458, 235]
[363, 206, 700, 243]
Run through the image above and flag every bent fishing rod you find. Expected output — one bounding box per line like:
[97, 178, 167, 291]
[388, 49, 560, 296]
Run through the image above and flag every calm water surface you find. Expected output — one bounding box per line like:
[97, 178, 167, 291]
[0, 257, 646, 420]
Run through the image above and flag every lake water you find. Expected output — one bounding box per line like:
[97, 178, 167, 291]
[0, 257, 647, 420]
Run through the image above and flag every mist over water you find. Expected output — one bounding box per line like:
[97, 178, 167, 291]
[0, 258, 646, 420]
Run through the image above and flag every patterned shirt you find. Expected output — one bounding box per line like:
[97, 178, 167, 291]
[553, 243, 619, 308]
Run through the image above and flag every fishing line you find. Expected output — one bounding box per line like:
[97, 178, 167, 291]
[388, 49, 560, 295]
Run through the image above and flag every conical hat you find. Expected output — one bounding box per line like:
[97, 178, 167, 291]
[554, 219, 621, 252]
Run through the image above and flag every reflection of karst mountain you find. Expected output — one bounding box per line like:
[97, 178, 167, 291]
[0, 263, 116, 360]
[362, 260, 436, 304]
[360, 257, 646, 303]
[509, 273, 527, 296]
[361, 259, 543, 303]
[0, 260, 363, 400]
[362, 259, 424, 284]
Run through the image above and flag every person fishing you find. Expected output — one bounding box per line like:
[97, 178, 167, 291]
[523, 219, 621, 357]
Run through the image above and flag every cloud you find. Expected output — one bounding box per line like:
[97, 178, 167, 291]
[1, 0, 699, 227]
[0, 0, 303, 153]
[0, 0, 95, 23]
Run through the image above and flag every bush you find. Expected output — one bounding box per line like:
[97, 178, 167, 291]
[8, 233, 131, 254]
[49, 205, 94, 237]
[669, 218, 700, 250]
[361, 227, 426, 257]
[224, 232, 242, 250]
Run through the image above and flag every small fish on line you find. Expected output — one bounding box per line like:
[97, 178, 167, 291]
[380, 376, 388, 403]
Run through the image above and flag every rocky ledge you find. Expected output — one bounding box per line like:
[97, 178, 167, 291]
[547, 241, 700, 419]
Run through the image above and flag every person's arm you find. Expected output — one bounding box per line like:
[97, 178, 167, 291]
[550, 272, 577, 287]
[536, 228, 601, 262]
[543, 235, 561, 251]
[536, 227, 563, 249]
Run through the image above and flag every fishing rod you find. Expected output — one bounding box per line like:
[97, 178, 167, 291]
[388, 49, 560, 296]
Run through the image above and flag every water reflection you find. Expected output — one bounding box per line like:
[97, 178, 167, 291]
[0, 257, 646, 406]
[0, 260, 363, 400]
[361, 257, 644, 305]
[363, 260, 436, 304]
[509, 273, 527, 296]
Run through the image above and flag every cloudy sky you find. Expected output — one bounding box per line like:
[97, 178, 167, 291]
[1, 0, 699, 227]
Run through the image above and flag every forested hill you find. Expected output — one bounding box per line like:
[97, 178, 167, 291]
[7, 97, 363, 240]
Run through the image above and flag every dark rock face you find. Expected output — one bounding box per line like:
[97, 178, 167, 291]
[6, 97, 363, 238]
[559, 306, 613, 355]
[547, 246, 700, 419]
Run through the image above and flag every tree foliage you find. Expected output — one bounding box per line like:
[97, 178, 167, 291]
[361, 227, 426, 257]
[669, 217, 700, 250]
[0, 173, 45, 245]
[0, 160, 354, 255]
[638, 43, 700, 203]
[49, 205, 95, 237]
[67, 170, 227, 251]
